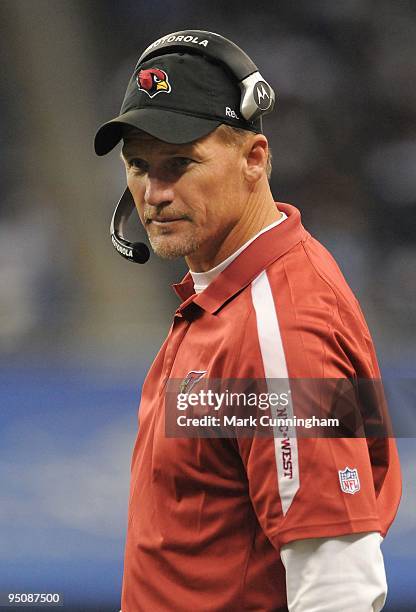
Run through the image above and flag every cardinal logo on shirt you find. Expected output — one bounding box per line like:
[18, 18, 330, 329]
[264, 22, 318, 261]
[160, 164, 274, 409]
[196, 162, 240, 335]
[338, 467, 360, 495]
[137, 68, 171, 98]
[179, 370, 207, 394]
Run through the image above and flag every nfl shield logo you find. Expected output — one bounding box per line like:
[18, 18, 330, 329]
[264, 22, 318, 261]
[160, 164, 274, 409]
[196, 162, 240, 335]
[338, 467, 360, 495]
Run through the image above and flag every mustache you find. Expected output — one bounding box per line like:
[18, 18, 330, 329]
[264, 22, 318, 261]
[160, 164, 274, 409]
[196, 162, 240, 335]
[143, 207, 191, 223]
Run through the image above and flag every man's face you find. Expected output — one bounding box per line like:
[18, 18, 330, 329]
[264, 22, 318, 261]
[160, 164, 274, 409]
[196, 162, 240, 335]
[121, 128, 248, 267]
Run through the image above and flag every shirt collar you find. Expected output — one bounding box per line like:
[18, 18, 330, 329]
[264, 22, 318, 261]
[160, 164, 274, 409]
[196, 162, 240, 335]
[172, 203, 308, 315]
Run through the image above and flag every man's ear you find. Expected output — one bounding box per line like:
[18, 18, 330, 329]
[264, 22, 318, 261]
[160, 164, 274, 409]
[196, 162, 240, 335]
[243, 135, 269, 183]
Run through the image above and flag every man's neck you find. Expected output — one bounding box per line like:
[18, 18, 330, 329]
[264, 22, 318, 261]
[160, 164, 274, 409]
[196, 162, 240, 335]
[190, 212, 288, 294]
[186, 185, 280, 272]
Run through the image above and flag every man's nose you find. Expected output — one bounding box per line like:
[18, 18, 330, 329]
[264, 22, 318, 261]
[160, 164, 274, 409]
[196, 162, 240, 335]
[144, 176, 174, 207]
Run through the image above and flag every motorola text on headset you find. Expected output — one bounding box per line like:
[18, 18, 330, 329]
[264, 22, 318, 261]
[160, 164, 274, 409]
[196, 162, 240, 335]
[110, 29, 276, 264]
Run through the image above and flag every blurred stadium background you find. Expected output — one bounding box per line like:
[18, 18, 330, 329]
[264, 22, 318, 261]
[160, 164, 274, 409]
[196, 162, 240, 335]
[1, 1, 415, 610]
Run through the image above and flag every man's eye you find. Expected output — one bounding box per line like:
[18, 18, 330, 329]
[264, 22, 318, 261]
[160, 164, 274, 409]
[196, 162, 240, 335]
[128, 159, 148, 174]
[170, 157, 192, 170]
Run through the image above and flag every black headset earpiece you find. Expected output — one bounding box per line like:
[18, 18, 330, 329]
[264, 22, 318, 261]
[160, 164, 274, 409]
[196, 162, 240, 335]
[111, 30, 276, 264]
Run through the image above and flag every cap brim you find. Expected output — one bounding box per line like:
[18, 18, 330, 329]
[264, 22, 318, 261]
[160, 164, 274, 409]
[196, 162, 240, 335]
[94, 108, 222, 156]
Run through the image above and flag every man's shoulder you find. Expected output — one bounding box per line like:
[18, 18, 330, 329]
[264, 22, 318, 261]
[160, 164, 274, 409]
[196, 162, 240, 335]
[242, 233, 378, 378]
[264, 232, 361, 318]
[252, 230, 376, 365]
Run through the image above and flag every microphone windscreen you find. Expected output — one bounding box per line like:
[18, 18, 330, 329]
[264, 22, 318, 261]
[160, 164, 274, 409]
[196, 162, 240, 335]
[132, 242, 150, 264]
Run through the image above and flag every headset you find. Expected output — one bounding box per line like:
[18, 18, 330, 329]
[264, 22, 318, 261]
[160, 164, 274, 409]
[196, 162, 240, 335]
[111, 29, 276, 264]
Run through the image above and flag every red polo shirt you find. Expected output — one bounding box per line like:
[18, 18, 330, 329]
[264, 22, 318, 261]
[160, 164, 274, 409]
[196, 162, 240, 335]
[121, 203, 401, 612]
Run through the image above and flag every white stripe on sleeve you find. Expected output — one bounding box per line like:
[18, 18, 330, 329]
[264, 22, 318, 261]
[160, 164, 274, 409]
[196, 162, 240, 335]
[251, 270, 299, 515]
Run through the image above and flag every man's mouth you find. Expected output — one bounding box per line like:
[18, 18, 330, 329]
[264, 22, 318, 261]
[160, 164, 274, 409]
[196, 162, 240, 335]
[147, 216, 186, 226]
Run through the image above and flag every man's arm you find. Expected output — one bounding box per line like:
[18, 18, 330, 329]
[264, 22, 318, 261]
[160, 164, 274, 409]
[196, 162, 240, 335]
[280, 532, 387, 612]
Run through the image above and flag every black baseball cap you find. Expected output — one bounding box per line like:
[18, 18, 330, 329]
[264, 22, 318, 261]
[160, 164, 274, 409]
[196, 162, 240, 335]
[94, 52, 262, 156]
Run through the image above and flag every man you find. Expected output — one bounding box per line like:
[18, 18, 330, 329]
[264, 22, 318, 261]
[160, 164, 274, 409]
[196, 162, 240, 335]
[95, 31, 401, 612]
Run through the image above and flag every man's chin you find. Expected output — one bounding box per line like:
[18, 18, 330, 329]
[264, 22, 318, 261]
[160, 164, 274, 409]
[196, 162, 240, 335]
[149, 236, 202, 260]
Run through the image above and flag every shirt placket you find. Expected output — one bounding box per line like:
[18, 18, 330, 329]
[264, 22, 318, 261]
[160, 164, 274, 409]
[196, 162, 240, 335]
[159, 311, 191, 395]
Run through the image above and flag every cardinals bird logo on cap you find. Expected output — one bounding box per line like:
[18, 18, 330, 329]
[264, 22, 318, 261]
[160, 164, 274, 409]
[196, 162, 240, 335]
[137, 68, 171, 98]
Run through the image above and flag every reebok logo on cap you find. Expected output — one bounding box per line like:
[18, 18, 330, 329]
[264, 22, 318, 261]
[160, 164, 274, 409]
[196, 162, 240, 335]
[137, 68, 171, 98]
